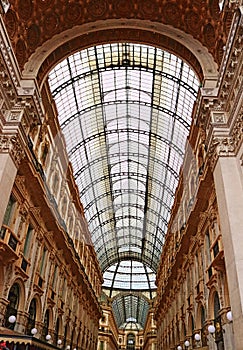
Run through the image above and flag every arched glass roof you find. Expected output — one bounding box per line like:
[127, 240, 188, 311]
[112, 294, 150, 329]
[48, 43, 199, 329]
[103, 260, 156, 294]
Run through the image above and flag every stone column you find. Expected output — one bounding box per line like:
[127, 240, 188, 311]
[213, 156, 243, 350]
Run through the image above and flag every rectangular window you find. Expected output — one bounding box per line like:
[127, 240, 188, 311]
[23, 225, 33, 257]
[206, 230, 211, 264]
[2, 195, 16, 226]
[100, 341, 104, 350]
[52, 265, 58, 289]
[39, 247, 47, 277]
[213, 241, 219, 258]
[62, 278, 67, 299]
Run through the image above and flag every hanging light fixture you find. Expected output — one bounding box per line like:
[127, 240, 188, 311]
[8, 315, 16, 324]
[226, 311, 233, 322]
[208, 324, 216, 335]
[31, 328, 38, 336]
[184, 340, 190, 348]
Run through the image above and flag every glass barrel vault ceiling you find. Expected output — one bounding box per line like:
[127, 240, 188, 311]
[48, 43, 199, 329]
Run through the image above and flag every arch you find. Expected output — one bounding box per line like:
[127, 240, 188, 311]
[5, 283, 20, 329]
[70, 328, 77, 349]
[22, 21, 219, 87]
[213, 291, 224, 349]
[4, 0, 227, 79]
[26, 298, 37, 335]
[54, 316, 62, 346]
[63, 322, 70, 349]
[26, 294, 42, 324]
[47, 306, 54, 330]
[214, 292, 221, 319]
[126, 332, 136, 350]
[42, 309, 50, 340]
[187, 313, 195, 336]
[195, 303, 206, 330]
[208, 288, 218, 320]
[10, 278, 26, 311]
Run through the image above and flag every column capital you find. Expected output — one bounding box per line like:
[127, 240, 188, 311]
[0, 134, 25, 167]
[206, 108, 243, 170]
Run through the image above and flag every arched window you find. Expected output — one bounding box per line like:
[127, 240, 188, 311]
[5, 283, 19, 329]
[26, 298, 37, 334]
[200, 305, 208, 346]
[214, 292, 221, 319]
[188, 314, 194, 335]
[127, 333, 135, 350]
[214, 292, 224, 350]
[201, 305, 206, 326]
[42, 309, 50, 340]
[54, 317, 60, 346]
[63, 323, 69, 349]
[76, 330, 81, 350]
[183, 322, 186, 337]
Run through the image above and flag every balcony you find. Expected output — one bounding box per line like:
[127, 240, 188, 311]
[0, 225, 20, 264]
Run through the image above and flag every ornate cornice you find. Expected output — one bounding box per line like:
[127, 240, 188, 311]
[0, 18, 43, 125]
[207, 108, 243, 169]
[0, 133, 25, 166]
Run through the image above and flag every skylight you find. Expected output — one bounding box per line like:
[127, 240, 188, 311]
[48, 43, 199, 328]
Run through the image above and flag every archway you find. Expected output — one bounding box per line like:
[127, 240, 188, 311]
[126, 333, 136, 350]
[214, 292, 224, 350]
[26, 298, 37, 335]
[4, 283, 19, 330]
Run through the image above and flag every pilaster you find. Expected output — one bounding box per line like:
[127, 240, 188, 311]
[213, 156, 243, 350]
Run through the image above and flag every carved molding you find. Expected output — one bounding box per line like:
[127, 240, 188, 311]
[0, 24, 43, 122]
[0, 134, 25, 166]
[228, 0, 243, 10]
[207, 107, 243, 169]
[218, 10, 243, 111]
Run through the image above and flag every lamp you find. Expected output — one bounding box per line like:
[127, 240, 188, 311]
[208, 324, 216, 335]
[31, 328, 38, 335]
[194, 333, 201, 342]
[226, 311, 233, 322]
[46, 334, 51, 341]
[177, 346, 182, 350]
[66, 346, 70, 350]
[57, 340, 62, 345]
[184, 340, 190, 348]
[8, 315, 16, 324]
